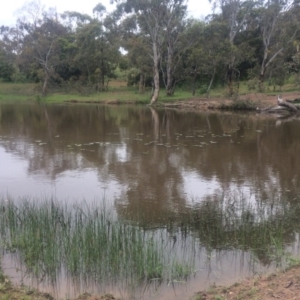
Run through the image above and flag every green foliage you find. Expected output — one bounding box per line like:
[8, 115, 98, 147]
[0, 0, 300, 99]
[0, 62, 14, 82]
[0, 48, 14, 82]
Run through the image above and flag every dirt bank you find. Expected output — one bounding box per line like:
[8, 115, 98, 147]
[192, 264, 300, 300]
[163, 92, 300, 111]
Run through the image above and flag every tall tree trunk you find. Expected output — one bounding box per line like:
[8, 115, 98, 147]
[259, 48, 268, 92]
[259, 72, 265, 92]
[206, 67, 216, 98]
[259, 46, 285, 92]
[151, 66, 160, 105]
[150, 41, 160, 105]
[139, 73, 145, 94]
[227, 66, 234, 96]
[227, 52, 237, 96]
[42, 71, 49, 96]
[86, 64, 91, 85]
[101, 56, 105, 92]
[192, 73, 196, 96]
[166, 46, 174, 96]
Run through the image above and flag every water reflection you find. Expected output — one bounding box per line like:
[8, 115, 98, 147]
[1, 103, 300, 206]
[1, 103, 300, 298]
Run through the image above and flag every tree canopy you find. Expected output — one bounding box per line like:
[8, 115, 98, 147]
[0, 0, 300, 102]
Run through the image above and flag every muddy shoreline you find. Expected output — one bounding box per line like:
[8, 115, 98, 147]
[162, 92, 300, 112]
[192, 263, 300, 300]
[64, 92, 300, 113]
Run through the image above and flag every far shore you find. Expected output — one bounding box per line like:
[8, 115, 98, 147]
[1, 82, 300, 112]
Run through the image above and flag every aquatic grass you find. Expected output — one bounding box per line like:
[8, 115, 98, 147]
[175, 191, 300, 266]
[170, 261, 195, 281]
[1, 190, 299, 291]
[0, 197, 195, 285]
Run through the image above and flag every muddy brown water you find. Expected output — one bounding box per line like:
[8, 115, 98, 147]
[0, 103, 300, 299]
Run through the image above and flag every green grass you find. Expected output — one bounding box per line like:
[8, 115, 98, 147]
[1, 77, 299, 105]
[1, 76, 299, 105]
[43, 87, 200, 104]
[0, 83, 37, 102]
[0, 81, 200, 104]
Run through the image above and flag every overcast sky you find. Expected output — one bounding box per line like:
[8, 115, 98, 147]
[0, 0, 212, 26]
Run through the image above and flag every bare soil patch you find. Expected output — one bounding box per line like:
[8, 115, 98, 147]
[192, 265, 300, 300]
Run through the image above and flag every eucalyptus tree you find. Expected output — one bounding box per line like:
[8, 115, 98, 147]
[68, 4, 120, 92]
[17, 8, 68, 95]
[0, 42, 15, 81]
[291, 47, 300, 88]
[160, 1, 188, 96]
[179, 20, 205, 95]
[114, 0, 187, 104]
[0, 25, 28, 83]
[58, 11, 93, 83]
[92, 3, 121, 91]
[0, 26, 16, 81]
[120, 17, 153, 93]
[8, 0, 74, 94]
[209, 0, 256, 95]
[61, 11, 93, 31]
[115, 0, 163, 104]
[184, 19, 231, 97]
[256, 0, 299, 91]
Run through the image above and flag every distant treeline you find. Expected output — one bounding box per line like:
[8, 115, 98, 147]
[0, 0, 300, 102]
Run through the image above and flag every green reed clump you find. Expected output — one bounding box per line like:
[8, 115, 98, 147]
[0, 197, 194, 284]
[177, 192, 300, 265]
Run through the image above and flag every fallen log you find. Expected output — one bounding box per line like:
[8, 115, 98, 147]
[258, 96, 300, 114]
[278, 101, 298, 112]
[258, 105, 291, 114]
[287, 98, 300, 103]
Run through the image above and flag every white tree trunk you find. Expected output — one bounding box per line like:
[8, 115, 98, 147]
[166, 45, 174, 96]
[42, 71, 49, 96]
[150, 41, 160, 105]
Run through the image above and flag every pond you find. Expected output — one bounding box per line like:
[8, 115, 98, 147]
[0, 102, 300, 299]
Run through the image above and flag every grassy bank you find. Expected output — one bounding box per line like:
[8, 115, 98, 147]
[1, 79, 298, 105]
[0, 82, 38, 102]
[0, 81, 197, 104]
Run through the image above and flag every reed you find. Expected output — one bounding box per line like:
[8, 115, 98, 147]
[0, 197, 195, 285]
[1, 190, 299, 289]
[177, 191, 300, 266]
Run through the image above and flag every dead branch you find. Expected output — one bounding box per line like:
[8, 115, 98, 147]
[278, 101, 298, 112]
[258, 95, 300, 114]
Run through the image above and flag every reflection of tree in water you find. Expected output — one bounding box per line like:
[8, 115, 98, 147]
[0, 104, 140, 179]
[1, 104, 300, 223]
[166, 191, 300, 266]
[1, 104, 300, 266]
